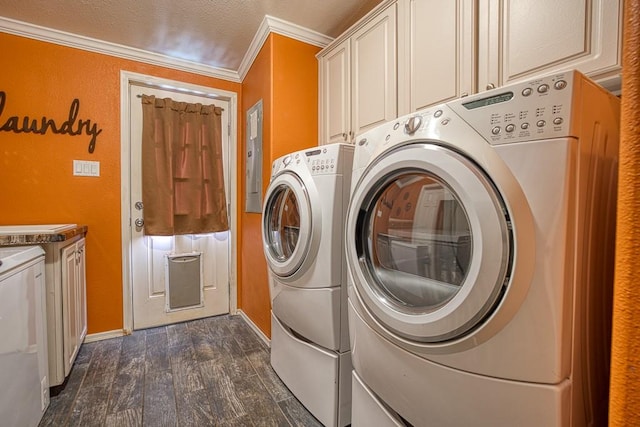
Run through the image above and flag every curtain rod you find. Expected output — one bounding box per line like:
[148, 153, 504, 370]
[136, 94, 225, 110]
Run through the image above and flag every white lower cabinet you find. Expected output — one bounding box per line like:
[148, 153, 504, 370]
[44, 235, 88, 386]
[61, 238, 87, 379]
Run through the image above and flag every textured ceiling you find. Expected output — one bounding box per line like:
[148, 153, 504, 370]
[0, 0, 382, 72]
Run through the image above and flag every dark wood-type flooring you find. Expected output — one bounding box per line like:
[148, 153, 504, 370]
[39, 314, 323, 427]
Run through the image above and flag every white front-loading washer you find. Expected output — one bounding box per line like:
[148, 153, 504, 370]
[262, 143, 354, 427]
[345, 70, 619, 426]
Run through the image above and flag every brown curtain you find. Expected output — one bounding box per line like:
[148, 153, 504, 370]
[141, 95, 229, 235]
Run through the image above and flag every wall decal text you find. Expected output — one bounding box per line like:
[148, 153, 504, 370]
[0, 91, 103, 153]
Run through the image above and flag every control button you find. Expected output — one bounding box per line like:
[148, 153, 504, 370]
[536, 120, 546, 127]
[491, 126, 501, 135]
[393, 122, 400, 130]
[554, 80, 567, 90]
[283, 155, 292, 166]
[537, 84, 549, 94]
[385, 134, 391, 142]
[434, 110, 443, 118]
[441, 118, 450, 125]
[553, 117, 563, 125]
[505, 124, 516, 133]
[522, 87, 533, 97]
[521, 123, 530, 130]
[358, 138, 367, 146]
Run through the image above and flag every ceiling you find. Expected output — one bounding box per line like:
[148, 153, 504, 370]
[0, 0, 382, 77]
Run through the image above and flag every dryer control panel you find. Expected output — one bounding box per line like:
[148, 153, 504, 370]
[269, 143, 355, 178]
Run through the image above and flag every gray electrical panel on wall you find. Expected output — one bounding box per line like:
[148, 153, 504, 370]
[245, 99, 263, 213]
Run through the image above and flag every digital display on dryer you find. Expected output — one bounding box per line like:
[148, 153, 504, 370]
[305, 149, 322, 156]
[463, 91, 514, 110]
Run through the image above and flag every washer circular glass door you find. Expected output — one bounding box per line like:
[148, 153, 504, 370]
[262, 172, 312, 278]
[347, 143, 512, 343]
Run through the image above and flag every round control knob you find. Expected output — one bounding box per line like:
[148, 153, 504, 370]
[553, 117, 564, 125]
[554, 80, 567, 90]
[404, 115, 423, 135]
[434, 110, 443, 118]
[505, 124, 516, 133]
[521, 123, 530, 130]
[537, 84, 549, 94]
[491, 126, 501, 135]
[536, 120, 546, 127]
[522, 87, 533, 97]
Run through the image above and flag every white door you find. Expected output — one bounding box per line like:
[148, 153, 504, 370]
[129, 83, 230, 329]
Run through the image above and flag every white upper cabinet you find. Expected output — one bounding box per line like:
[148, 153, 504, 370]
[477, 0, 622, 93]
[398, 0, 476, 115]
[320, 40, 351, 144]
[318, 1, 397, 144]
[318, 0, 622, 140]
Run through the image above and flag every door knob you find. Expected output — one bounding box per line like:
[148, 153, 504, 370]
[135, 218, 144, 227]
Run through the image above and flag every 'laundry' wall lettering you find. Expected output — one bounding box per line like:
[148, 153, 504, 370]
[0, 91, 103, 153]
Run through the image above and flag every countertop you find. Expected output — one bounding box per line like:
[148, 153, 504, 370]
[0, 224, 88, 246]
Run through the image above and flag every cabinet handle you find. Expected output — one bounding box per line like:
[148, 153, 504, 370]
[342, 133, 347, 141]
[461, 92, 469, 98]
[486, 83, 496, 90]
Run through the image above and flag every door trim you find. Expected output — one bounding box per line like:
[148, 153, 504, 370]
[119, 70, 239, 333]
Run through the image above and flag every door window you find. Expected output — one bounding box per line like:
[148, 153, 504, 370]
[265, 184, 301, 262]
[362, 171, 471, 314]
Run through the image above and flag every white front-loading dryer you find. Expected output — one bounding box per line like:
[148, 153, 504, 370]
[346, 71, 619, 426]
[262, 143, 354, 427]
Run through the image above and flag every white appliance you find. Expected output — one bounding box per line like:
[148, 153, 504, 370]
[0, 246, 49, 427]
[0, 224, 86, 387]
[345, 70, 620, 426]
[262, 143, 354, 427]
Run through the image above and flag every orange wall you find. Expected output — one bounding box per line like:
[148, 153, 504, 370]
[240, 33, 320, 337]
[0, 32, 241, 334]
[609, 0, 640, 422]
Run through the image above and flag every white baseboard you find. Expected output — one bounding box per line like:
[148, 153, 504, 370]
[84, 329, 125, 343]
[236, 309, 271, 347]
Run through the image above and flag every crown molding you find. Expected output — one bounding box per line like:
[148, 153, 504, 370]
[237, 14, 334, 80]
[0, 14, 333, 84]
[0, 16, 242, 82]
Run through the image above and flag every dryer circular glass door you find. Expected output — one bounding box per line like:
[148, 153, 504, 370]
[263, 172, 312, 278]
[347, 143, 512, 343]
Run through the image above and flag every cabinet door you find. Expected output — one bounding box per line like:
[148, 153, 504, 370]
[399, 0, 475, 113]
[351, 4, 397, 137]
[320, 39, 351, 145]
[61, 243, 79, 376]
[76, 238, 87, 344]
[478, 0, 622, 91]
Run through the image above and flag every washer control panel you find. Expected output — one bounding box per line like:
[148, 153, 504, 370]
[447, 71, 582, 145]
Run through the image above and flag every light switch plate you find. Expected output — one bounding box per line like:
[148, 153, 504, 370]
[73, 160, 100, 177]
